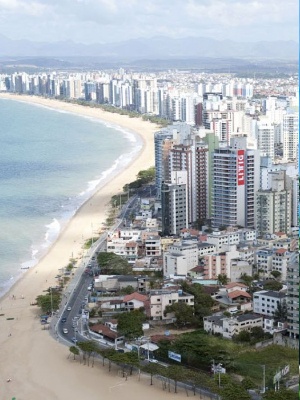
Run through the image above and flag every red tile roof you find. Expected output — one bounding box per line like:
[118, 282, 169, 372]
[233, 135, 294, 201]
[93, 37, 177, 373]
[225, 282, 247, 289]
[275, 248, 287, 254]
[123, 292, 148, 302]
[90, 324, 118, 339]
[228, 290, 251, 299]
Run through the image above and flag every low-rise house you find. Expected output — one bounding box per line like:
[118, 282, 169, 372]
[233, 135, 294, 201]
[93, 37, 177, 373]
[149, 289, 194, 321]
[263, 317, 287, 334]
[89, 323, 124, 346]
[203, 313, 263, 339]
[123, 292, 149, 312]
[94, 275, 150, 293]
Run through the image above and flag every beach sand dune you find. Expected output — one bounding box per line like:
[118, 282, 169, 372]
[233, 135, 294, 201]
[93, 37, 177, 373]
[0, 94, 197, 400]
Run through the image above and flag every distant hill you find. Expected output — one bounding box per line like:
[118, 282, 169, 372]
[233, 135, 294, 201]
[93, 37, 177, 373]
[0, 34, 298, 60]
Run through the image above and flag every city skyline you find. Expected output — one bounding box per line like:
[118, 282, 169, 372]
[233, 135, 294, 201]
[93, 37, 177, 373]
[0, 0, 298, 45]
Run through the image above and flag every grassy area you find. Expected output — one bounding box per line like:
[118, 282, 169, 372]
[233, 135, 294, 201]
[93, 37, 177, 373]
[234, 345, 298, 386]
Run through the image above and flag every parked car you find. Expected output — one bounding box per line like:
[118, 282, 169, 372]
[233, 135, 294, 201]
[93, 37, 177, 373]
[61, 317, 67, 323]
[63, 328, 68, 334]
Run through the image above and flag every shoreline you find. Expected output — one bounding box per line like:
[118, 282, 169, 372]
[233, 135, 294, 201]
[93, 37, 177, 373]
[0, 94, 191, 400]
[0, 93, 153, 300]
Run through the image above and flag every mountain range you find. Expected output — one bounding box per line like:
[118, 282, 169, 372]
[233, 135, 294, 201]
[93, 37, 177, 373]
[0, 34, 298, 60]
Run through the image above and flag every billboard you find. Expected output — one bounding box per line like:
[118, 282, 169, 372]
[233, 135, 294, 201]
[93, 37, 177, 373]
[237, 150, 245, 186]
[168, 351, 181, 362]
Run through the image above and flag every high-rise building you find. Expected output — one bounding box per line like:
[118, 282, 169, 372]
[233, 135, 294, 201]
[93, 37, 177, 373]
[161, 171, 188, 236]
[256, 171, 292, 236]
[252, 119, 275, 161]
[286, 261, 299, 340]
[282, 112, 298, 162]
[211, 138, 260, 229]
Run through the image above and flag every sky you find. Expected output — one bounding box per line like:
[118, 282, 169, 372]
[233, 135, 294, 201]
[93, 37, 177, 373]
[0, 0, 298, 44]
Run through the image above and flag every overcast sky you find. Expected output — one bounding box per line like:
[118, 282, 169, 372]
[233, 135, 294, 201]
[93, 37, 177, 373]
[0, 0, 298, 44]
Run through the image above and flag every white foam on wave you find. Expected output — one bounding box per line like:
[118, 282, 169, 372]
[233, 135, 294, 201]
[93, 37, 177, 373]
[0, 98, 145, 299]
[43, 218, 61, 247]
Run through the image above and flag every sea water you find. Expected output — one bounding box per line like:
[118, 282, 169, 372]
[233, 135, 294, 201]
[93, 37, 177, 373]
[0, 98, 142, 297]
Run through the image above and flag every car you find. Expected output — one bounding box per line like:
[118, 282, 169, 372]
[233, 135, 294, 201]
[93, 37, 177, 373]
[148, 359, 158, 363]
[71, 337, 78, 343]
[87, 286, 92, 291]
[74, 328, 78, 333]
[84, 296, 88, 301]
[61, 317, 67, 323]
[67, 306, 72, 311]
[63, 328, 68, 334]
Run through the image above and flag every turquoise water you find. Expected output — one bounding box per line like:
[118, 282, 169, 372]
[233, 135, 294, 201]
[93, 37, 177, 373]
[0, 98, 142, 297]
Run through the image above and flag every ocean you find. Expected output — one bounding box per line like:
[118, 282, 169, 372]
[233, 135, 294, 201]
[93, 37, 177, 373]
[0, 98, 142, 297]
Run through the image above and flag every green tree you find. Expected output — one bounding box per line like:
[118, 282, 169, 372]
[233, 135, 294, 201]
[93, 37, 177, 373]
[69, 345, 80, 360]
[77, 340, 99, 366]
[142, 362, 162, 385]
[241, 377, 256, 390]
[120, 285, 135, 295]
[166, 365, 186, 393]
[262, 388, 298, 400]
[233, 330, 251, 343]
[273, 301, 287, 321]
[270, 270, 281, 279]
[97, 252, 132, 275]
[263, 280, 283, 291]
[220, 383, 251, 400]
[240, 273, 253, 289]
[36, 292, 61, 314]
[180, 281, 214, 324]
[164, 301, 195, 327]
[117, 310, 145, 340]
[217, 274, 229, 286]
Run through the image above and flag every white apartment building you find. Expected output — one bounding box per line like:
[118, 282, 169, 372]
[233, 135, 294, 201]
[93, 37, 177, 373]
[282, 112, 298, 162]
[253, 290, 286, 317]
[255, 248, 274, 276]
[256, 171, 292, 236]
[144, 236, 161, 258]
[163, 240, 198, 277]
[150, 289, 194, 321]
[204, 314, 263, 339]
[106, 239, 138, 263]
[271, 248, 296, 281]
[211, 138, 260, 229]
[286, 262, 299, 339]
[252, 118, 275, 161]
[161, 170, 189, 236]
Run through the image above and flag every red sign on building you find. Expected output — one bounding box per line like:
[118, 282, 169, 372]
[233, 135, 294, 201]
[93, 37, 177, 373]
[237, 150, 245, 186]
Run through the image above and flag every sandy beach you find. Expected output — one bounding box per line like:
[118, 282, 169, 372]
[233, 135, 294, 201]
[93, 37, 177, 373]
[0, 94, 192, 400]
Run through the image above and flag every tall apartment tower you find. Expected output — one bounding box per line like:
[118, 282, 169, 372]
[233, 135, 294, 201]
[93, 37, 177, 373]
[154, 123, 193, 200]
[161, 171, 188, 236]
[286, 261, 299, 340]
[154, 129, 175, 200]
[195, 143, 208, 224]
[282, 112, 298, 162]
[252, 119, 275, 161]
[256, 171, 292, 236]
[169, 141, 196, 224]
[211, 137, 260, 229]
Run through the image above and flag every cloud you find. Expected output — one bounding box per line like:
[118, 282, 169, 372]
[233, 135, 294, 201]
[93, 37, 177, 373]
[0, 0, 297, 43]
[0, 0, 49, 15]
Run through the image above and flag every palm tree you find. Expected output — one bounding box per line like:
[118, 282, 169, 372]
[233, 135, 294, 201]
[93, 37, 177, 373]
[217, 274, 229, 286]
